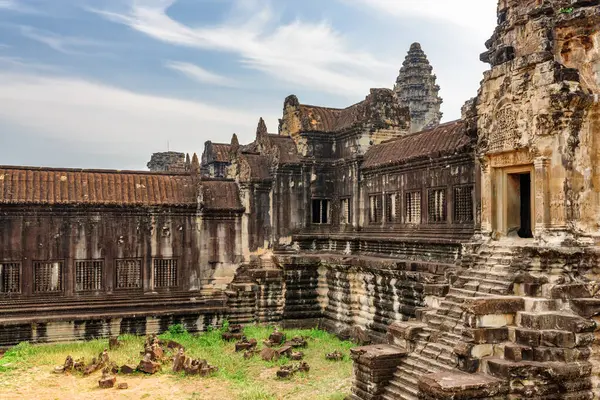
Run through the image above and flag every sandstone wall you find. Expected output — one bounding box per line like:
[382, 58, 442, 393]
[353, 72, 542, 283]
[477, 0, 600, 239]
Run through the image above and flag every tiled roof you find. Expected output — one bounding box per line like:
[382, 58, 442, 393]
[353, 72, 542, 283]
[200, 180, 242, 211]
[298, 103, 363, 133]
[267, 135, 301, 164]
[362, 120, 471, 169]
[0, 166, 196, 206]
[241, 153, 271, 181]
[210, 143, 232, 163]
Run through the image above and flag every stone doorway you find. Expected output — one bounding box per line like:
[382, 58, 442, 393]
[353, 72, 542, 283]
[505, 171, 533, 238]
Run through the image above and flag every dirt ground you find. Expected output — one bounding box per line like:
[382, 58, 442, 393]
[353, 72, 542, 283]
[0, 367, 234, 400]
[0, 365, 350, 400]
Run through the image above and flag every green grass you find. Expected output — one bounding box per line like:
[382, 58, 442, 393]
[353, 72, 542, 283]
[0, 325, 354, 399]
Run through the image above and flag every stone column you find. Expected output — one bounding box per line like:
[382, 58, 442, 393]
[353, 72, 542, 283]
[534, 157, 550, 237]
[480, 159, 493, 236]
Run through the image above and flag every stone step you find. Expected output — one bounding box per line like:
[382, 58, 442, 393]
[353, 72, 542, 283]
[517, 311, 596, 333]
[460, 269, 515, 280]
[390, 370, 419, 391]
[381, 383, 418, 400]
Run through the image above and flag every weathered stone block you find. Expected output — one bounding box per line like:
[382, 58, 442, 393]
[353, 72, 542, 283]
[515, 328, 541, 347]
[462, 296, 524, 315]
[418, 371, 509, 399]
[463, 327, 509, 344]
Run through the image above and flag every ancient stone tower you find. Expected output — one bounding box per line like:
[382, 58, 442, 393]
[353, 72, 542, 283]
[394, 43, 443, 133]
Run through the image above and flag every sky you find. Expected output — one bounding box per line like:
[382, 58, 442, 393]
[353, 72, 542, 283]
[0, 0, 498, 170]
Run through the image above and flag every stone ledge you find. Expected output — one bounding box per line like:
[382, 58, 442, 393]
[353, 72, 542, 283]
[418, 371, 508, 400]
[350, 344, 407, 366]
[461, 296, 524, 315]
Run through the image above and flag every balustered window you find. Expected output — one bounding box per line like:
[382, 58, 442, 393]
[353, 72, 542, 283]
[369, 194, 383, 223]
[454, 185, 474, 223]
[395, 193, 402, 223]
[75, 260, 103, 291]
[115, 259, 142, 289]
[428, 188, 447, 223]
[153, 259, 178, 288]
[0, 262, 21, 294]
[33, 261, 63, 293]
[405, 191, 422, 224]
[385, 193, 397, 223]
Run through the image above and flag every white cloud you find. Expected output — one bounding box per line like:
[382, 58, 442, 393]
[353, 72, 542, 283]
[90, 0, 394, 98]
[343, 0, 497, 35]
[0, 0, 17, 9]
[165, 61, 236, 87]
[0, 71, 278, 164]
[0, 0, 38, 13]
[20, 26, 107, 55]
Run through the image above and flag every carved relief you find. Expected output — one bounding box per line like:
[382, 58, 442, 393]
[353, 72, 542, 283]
[489, 150, 535, 168]
[488, 107, 520, 152]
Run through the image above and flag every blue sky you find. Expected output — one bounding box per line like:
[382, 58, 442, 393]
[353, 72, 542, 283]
[0, 0, 498, 169]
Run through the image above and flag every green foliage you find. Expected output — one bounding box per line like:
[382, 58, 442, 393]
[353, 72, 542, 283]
[1, 326, 354, 399]
[167, 323, 187, 335]
[559, 7, 574, 14]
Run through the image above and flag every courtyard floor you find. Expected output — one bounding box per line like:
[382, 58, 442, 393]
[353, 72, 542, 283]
[0, 325, 354, 400]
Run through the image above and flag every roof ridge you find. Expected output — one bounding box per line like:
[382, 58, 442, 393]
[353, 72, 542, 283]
[0, 165, 190, 176]
[379, 119, 463, 145]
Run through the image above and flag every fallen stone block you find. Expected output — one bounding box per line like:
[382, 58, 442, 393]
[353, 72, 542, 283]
[326, 351, 344, 361]
[172, 348, 186, 373]
[137, 355, 161, 374]
[277, 345, 293, 358]
[98, 374, 116, 389]
[63, 355, 74, 373]
[276, 366, 294, 379]
[119, 365, 136, 375]
[117, 383, 128, 390]
[268, 329, 286, 345]
[260, 348, 279, 362]
[296, 361, 310, 373]
[286, 337, 307, 348]
[290, 351, 304, 361]
[235, 338, 257, 352]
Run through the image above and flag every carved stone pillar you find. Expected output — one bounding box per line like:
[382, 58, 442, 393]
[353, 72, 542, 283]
[534, 157, 550, 237]
[480, 159, 492, 236]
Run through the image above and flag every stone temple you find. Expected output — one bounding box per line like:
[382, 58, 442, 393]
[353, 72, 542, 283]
[1, 1, 600, 399]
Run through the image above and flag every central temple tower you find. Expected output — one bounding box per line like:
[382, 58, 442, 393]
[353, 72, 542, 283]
[394, 43, 443, 133]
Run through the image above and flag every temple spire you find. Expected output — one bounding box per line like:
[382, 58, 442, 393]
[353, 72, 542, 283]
[256, 117, 268, 138]
[394, 42, 443, 133]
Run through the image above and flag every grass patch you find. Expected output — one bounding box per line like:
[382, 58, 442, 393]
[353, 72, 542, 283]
[0, 325, 354, 400]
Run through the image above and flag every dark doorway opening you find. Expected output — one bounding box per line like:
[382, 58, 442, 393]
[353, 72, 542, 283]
[517, 173, 533, 238]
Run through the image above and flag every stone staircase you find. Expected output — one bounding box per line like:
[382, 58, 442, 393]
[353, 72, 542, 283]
[379, 240, 586, 400]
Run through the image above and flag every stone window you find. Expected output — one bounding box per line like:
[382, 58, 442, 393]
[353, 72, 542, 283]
[405, 192, 421, 224]
[394, 193, 402, 223]
[33, 261, 63, 293]
[75, 260, 103, 292]
[115, 259, 142, 289]
[154, 259, 178, 288]
[312, 199, 330, 224]
[385, 193, 397, 223]
[369, 194, 383, 223]
[454, 185, 474, 223]
[340, 198, 351, 225]
[428, 188, 447, 223]
[0, 262, 21, 294]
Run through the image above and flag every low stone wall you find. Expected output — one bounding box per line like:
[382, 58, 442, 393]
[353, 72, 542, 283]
[279, 254, 453, 342]
[0, 313, 224, 347]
